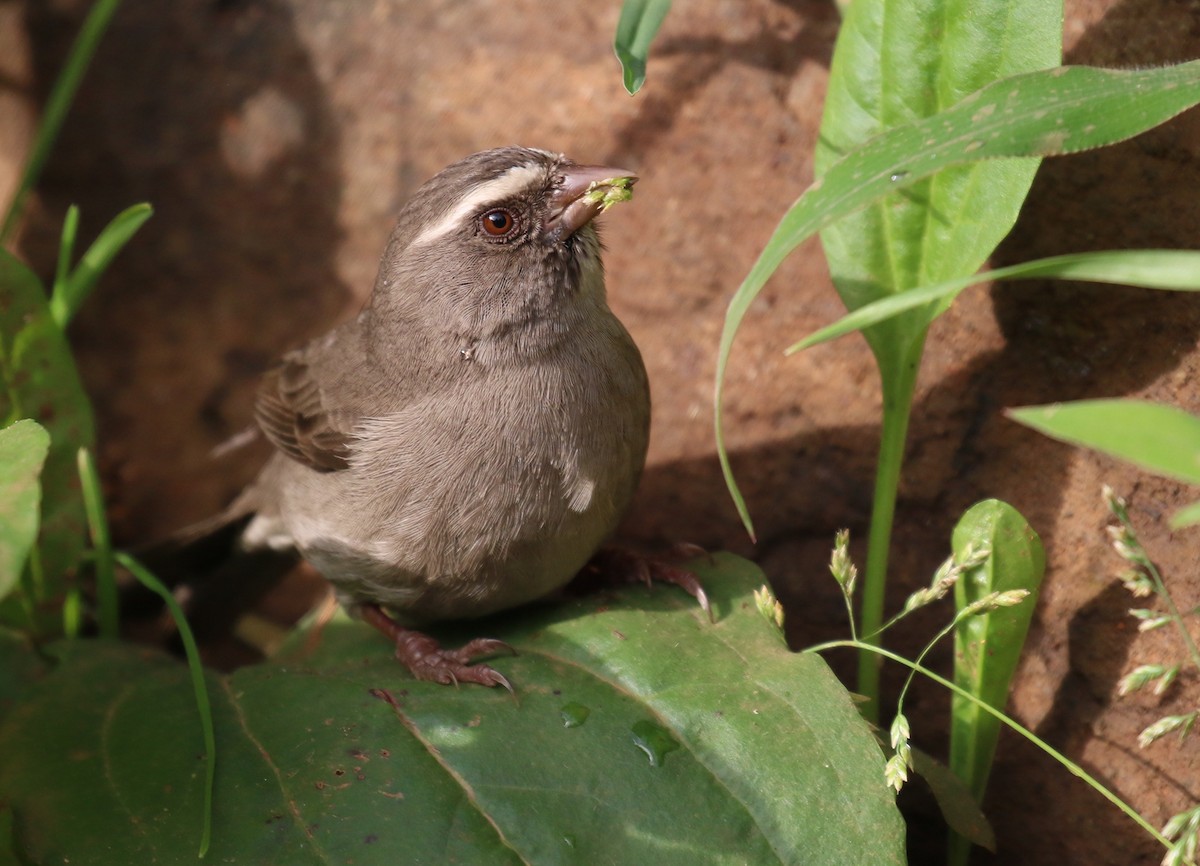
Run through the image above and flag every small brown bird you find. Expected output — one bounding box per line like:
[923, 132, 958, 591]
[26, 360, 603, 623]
[189, 147, 664, 687]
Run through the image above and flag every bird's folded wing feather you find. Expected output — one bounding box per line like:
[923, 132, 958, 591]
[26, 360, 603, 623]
[255, 351, 358, 472]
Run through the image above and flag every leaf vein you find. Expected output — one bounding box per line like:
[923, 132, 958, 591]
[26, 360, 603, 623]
[99, 682, 155, 854]
[218, 677, 336, 865]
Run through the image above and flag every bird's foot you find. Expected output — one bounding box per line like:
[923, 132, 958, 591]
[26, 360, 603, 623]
[360, 603, 515, 691]
[583, 545, 713, 622]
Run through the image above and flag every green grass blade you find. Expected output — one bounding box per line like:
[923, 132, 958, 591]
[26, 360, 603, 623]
[51, 205, 80, 321]
[949, 500, 1045, 864]
[114, 552, 215, 858]
[77, 448, 117, 640]
[613, 0, 671, 95]
[1009, 400, 1200, 487]
[789, 249, 1200, 353]
[0, 420, 50, 603]
[716, 59, 1200, 535]
[51, 204, 153, 328]
[0, 0, 124, 245]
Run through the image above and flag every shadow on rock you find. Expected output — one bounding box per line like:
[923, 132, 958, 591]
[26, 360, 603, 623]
[21, 0, 350, 543]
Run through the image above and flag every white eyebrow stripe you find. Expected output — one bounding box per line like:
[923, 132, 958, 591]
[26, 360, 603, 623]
[409, 163, 546, 248]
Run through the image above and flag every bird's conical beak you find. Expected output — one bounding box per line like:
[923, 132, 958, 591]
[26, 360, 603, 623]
[544, 165, 638, 242]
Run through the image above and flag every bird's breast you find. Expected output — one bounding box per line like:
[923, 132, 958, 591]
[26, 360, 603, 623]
[259, 314, 648, 621]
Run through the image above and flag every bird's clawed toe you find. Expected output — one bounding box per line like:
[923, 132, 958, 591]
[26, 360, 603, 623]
[361, 603, 515, 690]
[584, 547, 713, 622]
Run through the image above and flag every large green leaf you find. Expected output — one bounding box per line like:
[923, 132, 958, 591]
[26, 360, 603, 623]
[0, 555, 905, 865]
[717, 59, 1200, 533]
[816, 0, 1060, 318]
[0, 251, 95, 633]
[1008, 400, 1200, 486]
[949, 501, 1044, 862]
[808, 0, 1057, 710]
[0, 420, 50, 602]
[1009, 400, 1200, 528]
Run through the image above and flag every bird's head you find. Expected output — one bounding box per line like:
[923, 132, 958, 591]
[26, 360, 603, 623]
[368, 147, 637, 355]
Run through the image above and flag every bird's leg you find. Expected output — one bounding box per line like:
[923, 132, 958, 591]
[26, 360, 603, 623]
[359, 603, 514, 691]
[583, 546, 713, 622]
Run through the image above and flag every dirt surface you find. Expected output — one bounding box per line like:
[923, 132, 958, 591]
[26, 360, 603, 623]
[5, 0, 1200, 863]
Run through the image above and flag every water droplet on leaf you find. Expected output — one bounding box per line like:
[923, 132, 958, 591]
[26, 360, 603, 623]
[560, 702, 591, 728]
[631, 720, 680, 767]
[890, 170, 909, 182]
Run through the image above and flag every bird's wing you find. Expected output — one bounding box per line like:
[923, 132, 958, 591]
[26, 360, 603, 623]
[254, 346, 360, 473]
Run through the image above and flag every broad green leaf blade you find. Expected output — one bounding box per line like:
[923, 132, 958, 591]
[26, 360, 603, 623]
[613, 0, 671, 95]
[0, 0, 123, 244]
[950, 501, 1045, 807]
[0, 555, 905, 865]
[51, 204, 153, 328]
[1009, 400, 1200, 486]
[0, 420, 50, 602]
[789, 249, 1200, 353]
[812, 8, 1058, 669]
[815, 0, 1059, 327]
[716, 59, 1200, 532]
[0, 251, 94, 635]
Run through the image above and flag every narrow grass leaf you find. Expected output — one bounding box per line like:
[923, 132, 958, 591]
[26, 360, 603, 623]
[114, 552, 214, 858]
[77, 448, 117, 640]
[790, 250, 1200, 352]
[1008, 400, 1200, 488]
[51, 205, 80, 317]
[613, 0, 671, 95]
[51, 204, 153, 328]
[0, 0, 123, 244]
[0, 420, 50, 602]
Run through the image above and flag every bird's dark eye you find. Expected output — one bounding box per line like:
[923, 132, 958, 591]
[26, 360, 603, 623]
[480, 208, 516, 237]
